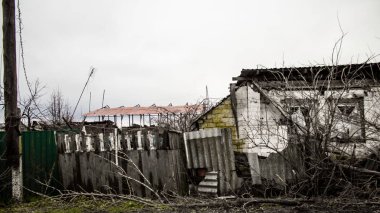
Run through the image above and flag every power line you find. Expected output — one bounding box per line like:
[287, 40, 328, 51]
[16, 0, 49, 123]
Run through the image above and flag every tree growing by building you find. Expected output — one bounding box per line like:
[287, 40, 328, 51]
[238, 58, 380, 198]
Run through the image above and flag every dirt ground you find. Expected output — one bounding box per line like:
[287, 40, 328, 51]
[1, 197, 380, 213]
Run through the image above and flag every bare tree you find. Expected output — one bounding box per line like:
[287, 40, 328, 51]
[229, 28, 380, 198]
[19, 79, 46, 130]
[238, 57, 380, 198]
[47, 89, 72, 126]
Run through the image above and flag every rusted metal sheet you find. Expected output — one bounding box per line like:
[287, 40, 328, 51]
[183, 128, 238, 195]
[84, 104, 202, 117]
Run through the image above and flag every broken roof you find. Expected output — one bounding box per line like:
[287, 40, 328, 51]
[233, 62, 380, 85]
[84, 104, 201, 117]
[192, 95, 231, 124]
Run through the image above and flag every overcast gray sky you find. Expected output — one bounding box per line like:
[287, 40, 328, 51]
[2, 0, 380, 119]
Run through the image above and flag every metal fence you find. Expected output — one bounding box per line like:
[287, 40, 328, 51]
[0, 127, 189, 202]
[183, 128, 238, 195]
[0, 131, 11, 203]
[22, 131, 61, 198]
[0, 131, 60, 202]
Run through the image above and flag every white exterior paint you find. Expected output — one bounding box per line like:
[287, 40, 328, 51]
[12, 136, 23, 201]
[98, 133, 105, 151]
[235, 84, 380, 158]
[235, 86, 287, 155]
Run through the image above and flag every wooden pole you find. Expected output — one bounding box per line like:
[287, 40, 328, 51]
[3, 0, 22, 201]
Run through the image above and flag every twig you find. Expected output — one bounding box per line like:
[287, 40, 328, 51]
[169, 198, 315, 208]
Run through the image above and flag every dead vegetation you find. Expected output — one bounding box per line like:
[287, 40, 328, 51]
[240, 56, 380, 199]
[2, 194, 380, 213]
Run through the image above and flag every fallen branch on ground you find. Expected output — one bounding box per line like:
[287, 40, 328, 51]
[169, 198, 315, 208]
[337, 163, 380, 177]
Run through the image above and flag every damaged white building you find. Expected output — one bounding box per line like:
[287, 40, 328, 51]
[194, 63, 380, 158]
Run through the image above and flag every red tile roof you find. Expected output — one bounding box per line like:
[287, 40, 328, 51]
[84, 104, 202, 117]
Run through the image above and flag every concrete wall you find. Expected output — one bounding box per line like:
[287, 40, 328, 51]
[56, 127, 188, 197]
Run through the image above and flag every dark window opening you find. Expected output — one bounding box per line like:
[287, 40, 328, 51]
[332, 98, 365, 143]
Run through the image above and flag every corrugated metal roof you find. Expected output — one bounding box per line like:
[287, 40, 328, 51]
[234, 62, 380, 85]
[84, 104, 201, 117]
[239, 62, 380, 76]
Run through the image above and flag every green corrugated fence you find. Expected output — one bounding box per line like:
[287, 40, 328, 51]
[22, 131, 61, 199]
[0, 131, 61, 203]
[0, 131, 11, 203]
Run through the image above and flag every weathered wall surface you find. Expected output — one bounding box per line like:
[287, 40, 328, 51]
[196, 86, 287, 154]
[261, 87, 380, 158]
[235, 85, 260, 153]
[56, 128, 188, 197]
[250, 143, 304, 185]
[327, 87, 380, 157]
[197, 97, 242, 150]
[195, 84, 380, 157]
[235, 85, 287, 155]
[183, 128, 239, 195]
[363, 87, 380, 153]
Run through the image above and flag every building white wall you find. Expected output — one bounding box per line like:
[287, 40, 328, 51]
[235, 85, 287, 155]
[236, 84, 380, 158]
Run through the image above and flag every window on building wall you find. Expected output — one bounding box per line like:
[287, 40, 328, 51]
[281, 97, 365, 143]
[281, 98, 319, 140]
[332, 98, 365, 143]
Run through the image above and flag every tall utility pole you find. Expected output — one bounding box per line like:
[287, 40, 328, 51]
[3, 0, 22, 201]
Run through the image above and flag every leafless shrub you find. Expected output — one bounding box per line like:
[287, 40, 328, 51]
[241, 62, 380, 198]
[155, 101, 206, 132]
[237, 34, 380, 198]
